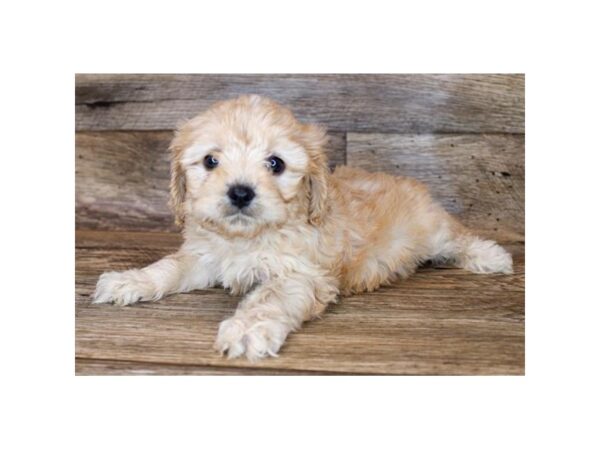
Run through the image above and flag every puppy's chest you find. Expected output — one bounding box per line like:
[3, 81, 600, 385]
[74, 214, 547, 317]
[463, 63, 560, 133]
[212, 242, 289, 295]
[217, 250, 272, 294]
[211, 234, 317, 295]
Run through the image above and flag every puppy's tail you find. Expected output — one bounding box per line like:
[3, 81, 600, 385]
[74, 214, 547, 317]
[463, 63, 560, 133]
[454, 234, 513, 274]
[430, 222, 513, 274]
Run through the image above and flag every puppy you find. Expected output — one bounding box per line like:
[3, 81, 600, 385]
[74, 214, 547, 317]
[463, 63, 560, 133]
[93, 95, 513, 361]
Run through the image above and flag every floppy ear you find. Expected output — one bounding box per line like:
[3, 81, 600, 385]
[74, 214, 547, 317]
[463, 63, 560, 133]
[300, 124, 330, 225]
[168, 138, 187, 227]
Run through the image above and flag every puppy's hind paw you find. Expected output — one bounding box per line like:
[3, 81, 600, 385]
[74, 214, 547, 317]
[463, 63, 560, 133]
[214, 317, 288, 362]
[92, 270, 159, 306]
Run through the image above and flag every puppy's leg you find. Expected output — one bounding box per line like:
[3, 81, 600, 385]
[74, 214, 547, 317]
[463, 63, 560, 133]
[429, 217, 513, 274]
[93, 253, 216, 306]
[214, 270, 338, 361]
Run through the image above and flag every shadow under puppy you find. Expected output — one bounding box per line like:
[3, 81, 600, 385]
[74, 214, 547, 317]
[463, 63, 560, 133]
[93, 95, 513, 361]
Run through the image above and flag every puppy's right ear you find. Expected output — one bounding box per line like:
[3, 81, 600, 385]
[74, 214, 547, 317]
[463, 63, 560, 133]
[299, 124, 330, 225]
[168, 136, 186, 227]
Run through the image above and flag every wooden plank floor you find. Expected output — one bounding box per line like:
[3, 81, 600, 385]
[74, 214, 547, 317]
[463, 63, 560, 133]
[76, 230, 524, 375]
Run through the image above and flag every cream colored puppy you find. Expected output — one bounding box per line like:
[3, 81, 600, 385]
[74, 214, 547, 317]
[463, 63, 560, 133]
[93, 95, 513, 361]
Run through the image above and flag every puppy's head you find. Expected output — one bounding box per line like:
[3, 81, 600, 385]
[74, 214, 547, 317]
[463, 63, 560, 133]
[169, 95, 329, 237]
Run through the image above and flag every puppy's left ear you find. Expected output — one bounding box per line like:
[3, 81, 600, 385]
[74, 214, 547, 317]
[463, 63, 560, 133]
[168, 135, 187, 227]
[300, 124, 330, 225]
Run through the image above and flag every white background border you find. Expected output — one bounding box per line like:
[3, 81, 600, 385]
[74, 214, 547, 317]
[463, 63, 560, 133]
[2, 0, 599, 448]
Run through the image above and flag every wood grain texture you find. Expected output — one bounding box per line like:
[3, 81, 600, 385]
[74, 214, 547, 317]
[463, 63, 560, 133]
[76, 230, 524, 375]
[75, 74, 524, 133]
[76, 358, 335, 375]
[347, 133, 524, 242]
[75, 131, 345, 231]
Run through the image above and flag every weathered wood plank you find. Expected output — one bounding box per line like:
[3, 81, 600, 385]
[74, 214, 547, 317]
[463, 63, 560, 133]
[347, 133, 524, 242]
[76, 229, 182, 249]
[75, 74, 524, 133]
[76, 230, 524, 375]
[76, 358, 336, 375]
[75, 131, 345, 231]
[76, 131, 174, 231]
[76, 130, 523, 237]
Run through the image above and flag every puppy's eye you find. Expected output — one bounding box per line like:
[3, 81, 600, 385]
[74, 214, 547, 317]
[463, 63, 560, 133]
[267, 156, 285, 175]
[203, 154, 219, 170]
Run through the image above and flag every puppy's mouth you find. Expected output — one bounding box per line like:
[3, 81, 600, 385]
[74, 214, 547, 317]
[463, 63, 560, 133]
[224, 208, 255, 223]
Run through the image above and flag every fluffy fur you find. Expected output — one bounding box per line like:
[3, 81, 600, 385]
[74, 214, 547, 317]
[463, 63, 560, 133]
[93, 95, 513, 361]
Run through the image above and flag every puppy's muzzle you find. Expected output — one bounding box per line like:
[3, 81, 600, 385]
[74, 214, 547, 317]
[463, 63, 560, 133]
[227, 184, 255, 209]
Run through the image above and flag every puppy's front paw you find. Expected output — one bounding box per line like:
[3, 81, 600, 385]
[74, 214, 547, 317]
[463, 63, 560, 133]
[214, 317, 289, 362]
[92, 270, 158, 306]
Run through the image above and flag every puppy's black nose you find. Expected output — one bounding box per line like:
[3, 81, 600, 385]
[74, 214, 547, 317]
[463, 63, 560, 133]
[227, 184, 255, 208]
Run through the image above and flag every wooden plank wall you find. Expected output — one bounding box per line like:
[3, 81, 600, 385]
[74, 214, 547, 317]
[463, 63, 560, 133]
[76, 74, 524, 132]
[75, 74, 524, 242]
